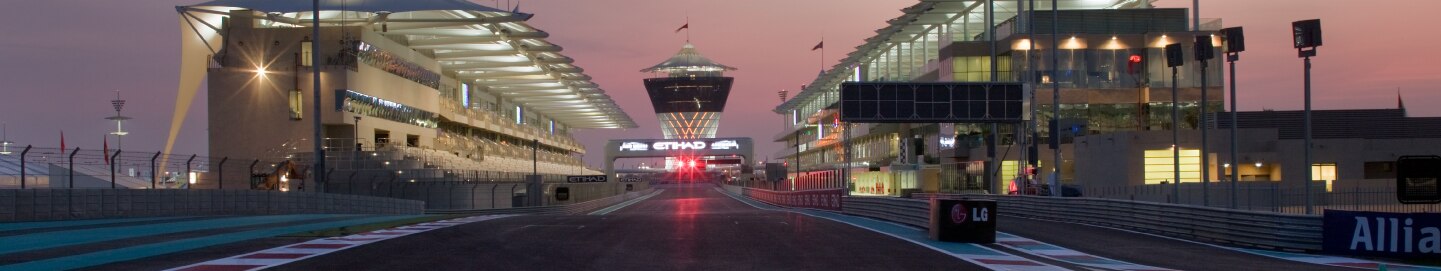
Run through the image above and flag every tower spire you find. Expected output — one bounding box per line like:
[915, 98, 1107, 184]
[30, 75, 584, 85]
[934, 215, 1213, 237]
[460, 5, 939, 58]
[1398, 87, 1406, 111]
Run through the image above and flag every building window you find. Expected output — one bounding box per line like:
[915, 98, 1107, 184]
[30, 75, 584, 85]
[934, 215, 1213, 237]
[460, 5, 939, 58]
[289, 89, 303, 120]
[999, 160, 1042, 194]
[1143, 148, 1201, 184]
[460, 84, 470, 108]
[300, 39, 313, 67]
[1363, 161, 1396, 180]
[1312, 163, 1337, 192]
[952, 56, 1013, 82]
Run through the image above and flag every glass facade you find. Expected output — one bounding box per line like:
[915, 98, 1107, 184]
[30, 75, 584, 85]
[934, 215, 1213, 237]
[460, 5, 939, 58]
[337, 90, 439, 129]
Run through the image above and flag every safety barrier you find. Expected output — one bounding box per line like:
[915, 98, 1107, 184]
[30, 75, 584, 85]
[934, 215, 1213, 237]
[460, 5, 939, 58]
[742, 188, 844, 211]
[841, 196, 930, 228]
[0, 189, 424, 222]
[426, 188, 656, 216]
[729, 185, 1325, 252]
[916, 194, 1324, 252]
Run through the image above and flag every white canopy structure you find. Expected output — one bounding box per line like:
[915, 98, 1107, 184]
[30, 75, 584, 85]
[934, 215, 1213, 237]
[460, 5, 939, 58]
[174, 0, 636, 130]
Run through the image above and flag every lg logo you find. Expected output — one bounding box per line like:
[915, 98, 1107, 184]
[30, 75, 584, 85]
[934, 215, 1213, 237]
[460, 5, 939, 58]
[952, 203, 988, 224]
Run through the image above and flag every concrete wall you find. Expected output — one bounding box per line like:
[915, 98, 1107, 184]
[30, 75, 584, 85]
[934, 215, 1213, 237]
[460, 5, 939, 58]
[0, 189, 423, 222]
[325, 180, 651, 210]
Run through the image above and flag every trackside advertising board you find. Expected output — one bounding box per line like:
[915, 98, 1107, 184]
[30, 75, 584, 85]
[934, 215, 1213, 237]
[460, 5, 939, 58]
[1323, 210, 1441, 259]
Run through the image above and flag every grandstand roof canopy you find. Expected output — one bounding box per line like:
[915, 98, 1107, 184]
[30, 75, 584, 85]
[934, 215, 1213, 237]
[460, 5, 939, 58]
[179, 0, 637, 128]
[774, 0, 1151, 113]
[640, 43, 737, 73]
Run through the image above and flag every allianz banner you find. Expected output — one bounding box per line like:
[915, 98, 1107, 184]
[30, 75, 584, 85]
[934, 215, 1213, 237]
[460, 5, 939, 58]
[1323, 210, 1441, 258]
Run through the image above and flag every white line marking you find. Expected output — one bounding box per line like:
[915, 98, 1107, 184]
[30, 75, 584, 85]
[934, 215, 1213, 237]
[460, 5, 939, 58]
[714, 187, 1065, 271]
[165, 215, 514, 271]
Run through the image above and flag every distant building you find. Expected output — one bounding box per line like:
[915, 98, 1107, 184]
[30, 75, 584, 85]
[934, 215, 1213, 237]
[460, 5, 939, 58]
[774, 0, 1441, 197]
[639, 43, 737, 170]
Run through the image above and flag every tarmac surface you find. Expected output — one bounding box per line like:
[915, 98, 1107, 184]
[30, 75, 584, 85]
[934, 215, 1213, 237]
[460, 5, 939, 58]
[17, 184, 1409, 270]
[273, 184, 982, 270]
[996, 215, 1356, 271]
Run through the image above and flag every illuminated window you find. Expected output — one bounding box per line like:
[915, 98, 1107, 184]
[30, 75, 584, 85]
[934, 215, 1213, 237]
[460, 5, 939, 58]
[460, 84, 470, 108]
[1143, 148, 1201, 184]
[998, 160, 1042, 193]
[300, 40, 313, 67]
[1312, 163, 1337, 192]
[288, 89, 303, 120]
[952, 56, 1013, 82]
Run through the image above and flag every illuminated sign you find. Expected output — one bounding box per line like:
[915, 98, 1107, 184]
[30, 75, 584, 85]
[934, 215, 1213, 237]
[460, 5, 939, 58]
[616, 139, 750, 152]
[619, 142, 649, 151]
[566, 175, 608, 183]
[711, 140, 740, 150]
[654, 141, 707, 150]
[939, 137, 957, 148]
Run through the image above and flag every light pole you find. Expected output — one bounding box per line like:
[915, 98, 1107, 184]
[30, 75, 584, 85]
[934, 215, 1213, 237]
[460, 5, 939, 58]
[1049, 0, 1060, 196]
[1195, 35, 1215, 206]
[1292, 19, 1322, 214]
[106, 91, 130, 150]
[0, 123, 13, 155]
[353, 116, 362, 151]
[1164, 43, 1184, 203]
[311, 0, 327, 192]
[1221, 26, 1245, 209]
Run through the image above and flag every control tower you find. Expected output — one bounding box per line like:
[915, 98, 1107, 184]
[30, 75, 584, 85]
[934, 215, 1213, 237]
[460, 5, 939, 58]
[640, 43, 737, 140]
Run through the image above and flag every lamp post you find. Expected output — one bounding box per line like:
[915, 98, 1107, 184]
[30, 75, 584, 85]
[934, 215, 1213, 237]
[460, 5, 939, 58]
[1292, 19, 1322, 214]
[1164, 43, 1184, 203]
[310, 0, 327, 192]
[106, 91, 130, 150]
[354, 116, 362, 151]
[1049, 0, 1060, 197]
[1195, 35, 1215, 206]
[0, 123, 13, 156]
[1221, 26, 1245, 209]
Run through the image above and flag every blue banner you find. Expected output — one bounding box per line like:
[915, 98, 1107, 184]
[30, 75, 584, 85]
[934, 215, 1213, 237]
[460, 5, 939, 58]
[1323, 210, 1441, 258]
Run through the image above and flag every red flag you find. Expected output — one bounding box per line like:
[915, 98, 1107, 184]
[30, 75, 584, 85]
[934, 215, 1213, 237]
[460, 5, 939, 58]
[674, 23, 689, 33]
[60, 130, 66, 151]
[104, 136, 111, 165]
[811, 41, 824, 51]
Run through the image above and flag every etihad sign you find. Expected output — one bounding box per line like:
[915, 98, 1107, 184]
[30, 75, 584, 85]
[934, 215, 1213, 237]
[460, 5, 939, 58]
[653, 141, 708, 150]
[618, 140, 746, 152]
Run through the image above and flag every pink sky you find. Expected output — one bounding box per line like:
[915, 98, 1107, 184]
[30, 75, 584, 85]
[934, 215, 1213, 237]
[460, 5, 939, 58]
[0, 0, 1437, 168]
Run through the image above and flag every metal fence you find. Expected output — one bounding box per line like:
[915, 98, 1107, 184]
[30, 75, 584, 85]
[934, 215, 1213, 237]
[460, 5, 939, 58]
[0, 147, 274, 190]
[1079, 180, 1440, 214]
